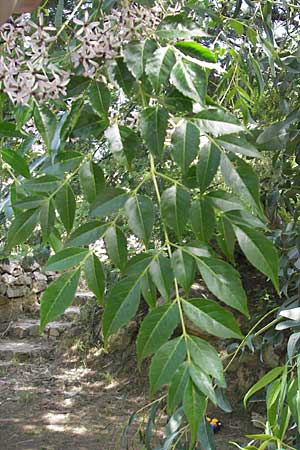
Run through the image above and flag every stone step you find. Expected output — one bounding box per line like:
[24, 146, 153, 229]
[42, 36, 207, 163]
[0, 339, 50, 361]
[9, 318, 75, 339]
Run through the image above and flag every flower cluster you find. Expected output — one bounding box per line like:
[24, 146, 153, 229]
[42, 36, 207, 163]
[0, 14, 69, 105]
[71, 3, 162, 77]
[0, 1, 175, 105]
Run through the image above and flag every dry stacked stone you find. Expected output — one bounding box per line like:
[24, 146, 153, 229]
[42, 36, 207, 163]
[0, 260, 57, 323]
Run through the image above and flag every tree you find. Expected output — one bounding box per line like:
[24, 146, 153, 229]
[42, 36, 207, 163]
[0, 1, 300, 448]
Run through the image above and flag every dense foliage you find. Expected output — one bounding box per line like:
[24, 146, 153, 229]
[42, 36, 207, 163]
[1, 0, 300, 448]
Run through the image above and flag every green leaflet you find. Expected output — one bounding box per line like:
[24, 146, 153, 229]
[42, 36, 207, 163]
[89, 81, 111, 117]
[104, 225, 128, 271]
[149, 336, 186, 396]
[170, 120, 200, 175]
[168, 363, 189, 414]
[161, 185, 191, 238]
[45, 247, 89, 271]
[190, 198, 215, 243]
[40, 198, 55, 239]
[84, 253, 105, 304]
[233, 224, 279, 293]
[183, 377, 206, 448]
[40, 269, 80, 333]
[137, 303, 180, 362]
[90, 187, 129, 218]
[182, 298, 243, 339]
[196, 256, 249, 316]
[139, 106, 169, 159]
[145, 46, 176, 91]
[195, 109, 245, 137]
[171, 248, 195, 295]
[170, 57, 207, 105]
[79, 161, 105, 204]
[0, 149, 30, 178]
[123, 39, 157, 80]
[196, 142, 220, 193]
[244, 367, 285, 406]
[124, 195, 155, 247]
[55, 183, 76, 233]
[149, 254, 174, 301]
[66, 221, 109, 247]
[187, 335, 225, 387]
[221, 153, 263, 216]
[7, 209, 40, 251]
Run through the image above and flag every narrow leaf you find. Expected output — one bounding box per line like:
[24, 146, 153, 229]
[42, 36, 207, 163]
[84, 253, 105, 304]
[45, 248, 89, 271]
[161, 185, 191, 238]
[55, 183, 76, 233]
[40, 269, 80, 332]
[139, 106, 169, 159]
[137, 303, 180, 362]
[124, 195, 155, 247]
[104, 225, 128, 271]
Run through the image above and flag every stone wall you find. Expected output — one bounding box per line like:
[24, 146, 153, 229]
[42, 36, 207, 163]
[0, 260, 56, 323]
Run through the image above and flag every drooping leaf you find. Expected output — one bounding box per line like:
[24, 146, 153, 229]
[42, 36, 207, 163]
[40, 269, 80, 333]
[150, 337, 186, 396]
[55, 183, 76, 233]
[216, 135, 262, 158]
[161, 185, 191, 238]
[206, 190, 245, 212]
[183, 377, 206, 447]
[40, 198, 55, 239]
[123, 39, 157, 80]
[84, 253, 105, 304]
[43, 152, 83, 178]
[182, 298, 243, 339]
[196, 257, 248, 315]
[124, 195, 155, 247]
[171, 248, 195, 295]
[66, 221, 109, 247]
[7, 209, 39, 251]
[149, 254, 174, 301]
[195, 109, 245, 136]
[23, 175, 60, 193]
[187, 335, 225, 386]
[170, 57, 207, 105]
[198, 417, 217, 450]
[106, 57, 136, 96]
[90, 187, 129, 218]
[145, 46, 176, 91]
[196, 142, 220, 192]
[89, 81, 111, 117]
[221, 153, 263, 215]
[139, 106, 169, 159]
[217, 215, 236, 263]
[137, 303, 180, 362]
[141, 271, 157, 308]
[45, 247, 89, 271]
[170, 120, 200, 175]
[190, 198, 215, 242]
[79, 161, 105, 204]
[168, 363, 189, 414]
[233, 224, 279, 292]
[0, 121, 25, 138]
[105, 123, 137, 168]
[0, 149, 30, 178]
[34, 105, 59, 152]
[102, 276, 142, 340]
[189, 362, 216, 403]
[13, 196, 46, 210]
[244, 367, 285, 406]
[104, 225, 128, 271]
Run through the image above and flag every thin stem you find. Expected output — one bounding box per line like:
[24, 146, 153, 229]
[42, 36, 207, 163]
[149, 154, 190, 360]
[224, 306, 279, 372]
